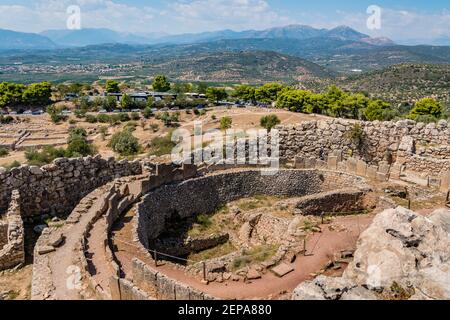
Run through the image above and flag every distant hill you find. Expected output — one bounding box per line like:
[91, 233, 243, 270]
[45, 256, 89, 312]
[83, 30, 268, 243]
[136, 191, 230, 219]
[35, 25, 393, 48]
[0, 29, 56, 50]
[157, 25, 393, 46]
[139, 50, 335, 83]
[41, 28, 153, 47]
[340, 64, 450, 105]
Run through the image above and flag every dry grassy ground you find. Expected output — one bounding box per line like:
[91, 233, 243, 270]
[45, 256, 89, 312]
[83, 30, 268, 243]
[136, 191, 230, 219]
[0, 107, 325, 167]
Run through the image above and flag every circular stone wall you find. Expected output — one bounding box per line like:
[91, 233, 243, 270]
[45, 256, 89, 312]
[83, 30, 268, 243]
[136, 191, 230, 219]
[136, 169, 370, 248]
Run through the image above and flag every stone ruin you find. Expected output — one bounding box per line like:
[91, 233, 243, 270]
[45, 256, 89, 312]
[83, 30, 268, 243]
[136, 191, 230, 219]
[0, 118, 448, 300]
[0, 190, 25, 270]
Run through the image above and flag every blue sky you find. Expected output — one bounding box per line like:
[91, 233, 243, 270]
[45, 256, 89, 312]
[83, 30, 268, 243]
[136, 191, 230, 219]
[0, 0, 449, 44]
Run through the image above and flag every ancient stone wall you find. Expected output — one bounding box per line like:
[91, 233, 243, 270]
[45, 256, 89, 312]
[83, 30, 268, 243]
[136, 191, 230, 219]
[136, 169, 368, 248]
[131, 258, 215, 300]
[0, 190, 25, 270]
[0, 155, 142, 217]
[277, 119, 450, 175]
[0, 223, 7, 248]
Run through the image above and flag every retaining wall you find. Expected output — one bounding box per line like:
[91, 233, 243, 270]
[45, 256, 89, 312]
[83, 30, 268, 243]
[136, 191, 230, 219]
[136, 169, 368, 248]
[277, 119, 450, 175]
[0, 155, 142, 217]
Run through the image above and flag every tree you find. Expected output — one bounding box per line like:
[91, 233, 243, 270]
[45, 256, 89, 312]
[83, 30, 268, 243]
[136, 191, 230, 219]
[103, 96, 118, 111]
[304, 93, 327, 114]
[152, 75, 171, 92]
[206, 87, 228, 104]
[0, 82, 25, 108]
[409, 98, 442, 120]
[255, 83, 286, 103]
[276, 89, 310, 113]
[260, 115, 281, 132]
[341, 93, 369, 119]
[364, 100, 391, 121]
[323, 85, 348, 117]
[105, 80, 120, 93]
[22, 82, 52, 106]
[233, 85, 256, 103]
[196, 82, 209, 94]
[120, 93, 133, 109]
[220, 116, 233, 130]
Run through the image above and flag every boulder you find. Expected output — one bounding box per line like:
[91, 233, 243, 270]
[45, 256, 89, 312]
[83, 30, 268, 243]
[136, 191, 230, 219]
[293, 207, 450, 300]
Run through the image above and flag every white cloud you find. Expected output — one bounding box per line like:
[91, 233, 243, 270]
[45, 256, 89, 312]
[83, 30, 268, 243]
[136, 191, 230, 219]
[297, 7, 450, 44]
[0, 0, 161, 33]
[169, 0, 293, 32]
[0, 1, 449, 44]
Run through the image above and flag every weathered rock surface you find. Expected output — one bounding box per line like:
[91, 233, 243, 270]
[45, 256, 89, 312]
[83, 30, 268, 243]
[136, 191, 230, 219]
[293, 207, 450, 300]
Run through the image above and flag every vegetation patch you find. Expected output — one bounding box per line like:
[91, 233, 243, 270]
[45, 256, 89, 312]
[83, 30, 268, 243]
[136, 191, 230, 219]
[232, 244, 279, 271]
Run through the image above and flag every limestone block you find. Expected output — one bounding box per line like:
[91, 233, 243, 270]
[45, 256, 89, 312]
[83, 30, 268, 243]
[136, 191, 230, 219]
[346, 158, 357, 174]
[327, 156, 338, 170]
[294, 156, 305, 169]
[356, 160, 367, 177]
[366, 166, 378, 179]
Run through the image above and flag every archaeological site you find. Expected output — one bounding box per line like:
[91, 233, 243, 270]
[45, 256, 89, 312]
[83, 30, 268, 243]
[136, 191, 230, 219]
[1, 118, 449, 301]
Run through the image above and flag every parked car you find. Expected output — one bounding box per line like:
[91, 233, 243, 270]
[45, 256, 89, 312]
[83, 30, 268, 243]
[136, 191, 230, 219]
[23, 110, 33, 115]
[99, 109, 108, 114]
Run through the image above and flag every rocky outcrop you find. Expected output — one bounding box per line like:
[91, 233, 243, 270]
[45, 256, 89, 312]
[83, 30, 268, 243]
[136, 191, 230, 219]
[293, 207, 450, 300]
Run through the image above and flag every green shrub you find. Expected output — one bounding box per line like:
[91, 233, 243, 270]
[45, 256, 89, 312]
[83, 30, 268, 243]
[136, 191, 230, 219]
[345, 123, 365, 149]
[142, 107, 153, 119]
[220, 116, 233, 130]
[130, 112, 140, 120]
[118, 113, 130, 122]
[0, 147, 9, 157]
[25, 146, 66, 166]
[97, 114, 111, 123]
[148, 132, 175, 156]
[124, 121, 137, 132]
[149, 123, 159, 132]
[85, 114, 97, 123]
[0, 115, 14, 124]
[108, 130, 141, 156]
[99, 126, 108, 140]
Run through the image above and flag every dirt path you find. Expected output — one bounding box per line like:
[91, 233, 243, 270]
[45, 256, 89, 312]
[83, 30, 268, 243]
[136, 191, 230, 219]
[112, 209, 374, 300]
[85, 217, 112, 294]
[47, 189, 107, 300]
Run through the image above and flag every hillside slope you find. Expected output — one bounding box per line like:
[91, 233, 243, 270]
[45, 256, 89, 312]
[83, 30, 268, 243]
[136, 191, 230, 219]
[341, 64, 450, 105]
[140, 50, 335, 83]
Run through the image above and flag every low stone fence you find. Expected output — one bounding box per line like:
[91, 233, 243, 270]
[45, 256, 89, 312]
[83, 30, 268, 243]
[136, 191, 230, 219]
[0, 190, 25, 270]
[131, 258, 215, 300]
[0, 155, 143, 217]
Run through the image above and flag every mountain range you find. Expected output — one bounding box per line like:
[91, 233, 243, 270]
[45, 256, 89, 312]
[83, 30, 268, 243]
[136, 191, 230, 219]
[0, 25, 395, 50]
